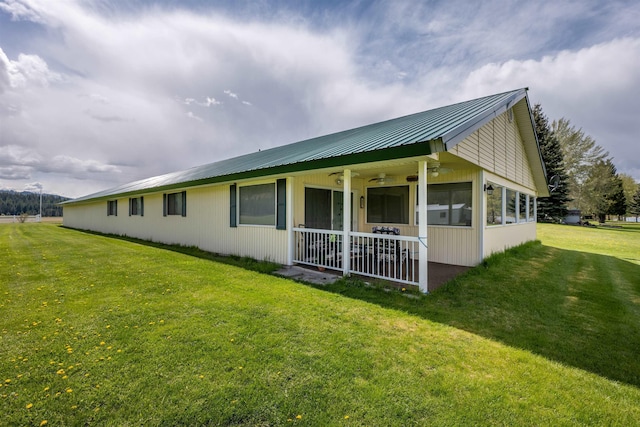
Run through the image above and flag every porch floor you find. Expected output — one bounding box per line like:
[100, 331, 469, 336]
[275, 262, 469, 292]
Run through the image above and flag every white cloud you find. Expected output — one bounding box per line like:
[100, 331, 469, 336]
[0, 0, 46, 23]
[186, 111, 203, 122]
[0, 0, 639, 198]
[456, 37, 640, 180]
[224, 90, 238, 99]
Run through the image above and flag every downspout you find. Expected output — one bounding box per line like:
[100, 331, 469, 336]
[342, 169, 352, 277]
[418, 160, 428, 293]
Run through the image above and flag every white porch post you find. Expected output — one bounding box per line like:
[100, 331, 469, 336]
[286, 177, 294, 266]
[342, 169, 351, 276]
[418, 160, 428, 293]
[478, 171, 485, 264]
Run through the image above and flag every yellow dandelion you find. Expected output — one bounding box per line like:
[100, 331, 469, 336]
[71, 405, 78, 410]
[66, 388, 73, 393]
[344, 415, 350, 419]
[401, 287, 406, 292]
[296, 415, 302, 419]
[62, 375, 68, 380]
[99, 341, 105, 346]
[40, 421, 48, 426]
[26, 403, 33, 409]
[117, 349, 122, 353]
[44, 387, 50, 391]
[4, 379, 11, 383]
[56, 369, 65, 375]
[106, 325, 111, 329]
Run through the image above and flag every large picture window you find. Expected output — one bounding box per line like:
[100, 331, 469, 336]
[518, 193, 527, 223]
[420, 182, 472, 226]
[486, 183, 503, 226]
[367, 186, 409, 224]
[240, 183, 276, 226]
[528, 196, 536, 222]
[505, 189, 517, 224]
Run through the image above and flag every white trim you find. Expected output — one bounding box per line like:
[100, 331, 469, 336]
[342, 169, 352, 276]
[417, 160, 428, 293]
[286, 177, 294, 266]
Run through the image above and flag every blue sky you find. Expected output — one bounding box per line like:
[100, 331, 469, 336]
[1, 0, 639, 198]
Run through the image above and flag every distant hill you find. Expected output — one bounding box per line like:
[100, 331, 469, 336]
[0, 190, 70, 217]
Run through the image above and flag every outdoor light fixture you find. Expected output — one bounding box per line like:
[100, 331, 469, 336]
[484, 184, 494, 195]
[360, 196, 365, 209]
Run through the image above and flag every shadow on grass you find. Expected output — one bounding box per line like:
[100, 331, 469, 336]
[63, 227, 640, 388]
[62, 226, 281, 275]
[315, 241, 640, 389]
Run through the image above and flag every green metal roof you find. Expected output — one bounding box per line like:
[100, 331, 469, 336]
[65, 88, 533, 204]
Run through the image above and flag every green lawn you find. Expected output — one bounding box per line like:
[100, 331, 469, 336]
[2, 223, 640, 425]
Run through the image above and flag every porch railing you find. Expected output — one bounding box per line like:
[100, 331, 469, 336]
[293, 228, 420, 286]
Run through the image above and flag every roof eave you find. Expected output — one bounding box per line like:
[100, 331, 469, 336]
[62, 141, 438, 206]
[441, 88, 528, 149]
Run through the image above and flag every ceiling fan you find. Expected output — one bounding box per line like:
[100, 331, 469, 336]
[368, 173, 395, 184]
[426, 162, 453, 177]
[406, 162, 454, 181]
[329, 171, 359, 184]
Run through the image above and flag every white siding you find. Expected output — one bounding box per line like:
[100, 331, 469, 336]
[484, 222, 537, 258]
[64, 185, 289, 264]
[450, 111, 536, 192]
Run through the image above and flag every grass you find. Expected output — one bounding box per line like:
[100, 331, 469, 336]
[2, 223, 640, 425]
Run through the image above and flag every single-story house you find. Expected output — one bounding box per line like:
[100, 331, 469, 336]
[62, 88, 549, 292]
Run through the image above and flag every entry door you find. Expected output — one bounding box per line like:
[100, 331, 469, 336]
[305, 188, 332, 230]
[305, 188, 354, 230]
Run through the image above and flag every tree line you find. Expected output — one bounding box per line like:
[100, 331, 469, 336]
[534, 105, 640, 223]
[0, 191, 69, 217]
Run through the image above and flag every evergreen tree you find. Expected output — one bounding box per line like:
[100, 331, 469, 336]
[630, 187, 640, 221]
[533, 104, 570, 222]
[609, 177, 626, 220]
[584, 159, 623, 223]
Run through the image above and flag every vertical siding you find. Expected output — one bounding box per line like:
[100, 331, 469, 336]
[64, 185, 289, 264]
[484, 222, 537, 258]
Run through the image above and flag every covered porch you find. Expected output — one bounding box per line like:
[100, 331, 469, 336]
[284, 154, 479, 293]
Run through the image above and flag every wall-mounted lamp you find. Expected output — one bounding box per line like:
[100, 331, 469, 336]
[484, 183, 494, 196]
[360, 196, 365, 209]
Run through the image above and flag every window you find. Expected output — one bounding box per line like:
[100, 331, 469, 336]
[367, 186, 409, 224]
[163, 191, 186, 217]
[505, 189, 517, 224]
[528, 196, 536, 222]
[486, 182, 503, 226]
[129, 197, 144, 216]
[518, 193, 527, 223]
[107, 200, 117, 216]
[239, 183, 276, 226]
[417, 182, 472, 226]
